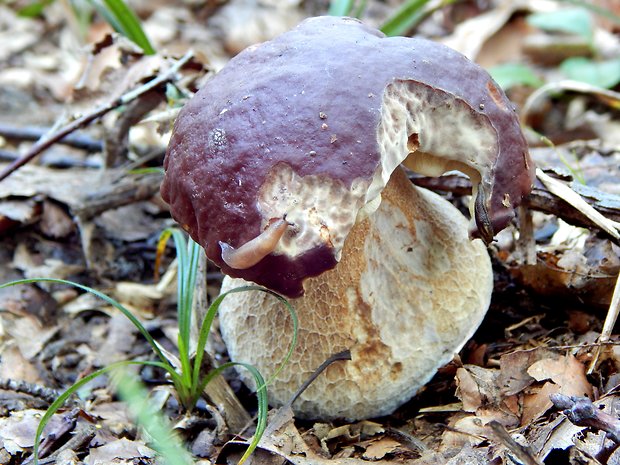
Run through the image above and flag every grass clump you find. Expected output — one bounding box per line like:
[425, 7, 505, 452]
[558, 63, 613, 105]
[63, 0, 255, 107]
[0, 229, 297, 465]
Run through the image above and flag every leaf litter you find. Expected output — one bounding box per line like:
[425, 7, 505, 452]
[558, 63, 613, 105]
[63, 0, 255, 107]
[1, 0, 620, 464]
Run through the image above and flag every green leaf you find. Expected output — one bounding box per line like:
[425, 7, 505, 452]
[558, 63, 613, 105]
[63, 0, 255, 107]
[192, 285, 298, 401]
[556, 0, 620, 27]
[526, 7, 593, 40]
[90, 0, 155, 54]
[17, 0, 56, 17]
[488, 63, 544, 90]
[560, 57, 620, 89]
[380, 0, 431, 36]
[328, 0, 355, 16]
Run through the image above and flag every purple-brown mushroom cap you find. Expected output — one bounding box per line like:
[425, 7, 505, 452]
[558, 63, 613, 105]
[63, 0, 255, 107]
[161, 16, 534, 297]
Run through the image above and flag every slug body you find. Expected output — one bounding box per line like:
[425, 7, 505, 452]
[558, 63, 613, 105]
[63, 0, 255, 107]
[219, 218, 289, 269]
[474, 183, 494, 245]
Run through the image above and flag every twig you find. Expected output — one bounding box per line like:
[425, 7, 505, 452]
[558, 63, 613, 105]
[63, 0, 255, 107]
[285, 349, 352, 409]
[536, 168, 620, 240]
[589, 271, 620, 374]
[0, 378, 62, 405]
[410, 173, 620, 243]
[550, 393, 620, 444]
[0, 50, 194, 183]
[237, 350, 353, 438]
[71, 171, 163, 221]
[31, 408, 79, 463]
[103, 90, 163, 167]
[0, 123, 103, 152]
[36, 422, 97, 465]
[488, 420, 543, 465]
[0, 148, 102, 168]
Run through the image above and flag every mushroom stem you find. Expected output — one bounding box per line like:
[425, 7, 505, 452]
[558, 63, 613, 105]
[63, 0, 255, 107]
[217, 168, 493, 420]
[219, 218, 289, 269]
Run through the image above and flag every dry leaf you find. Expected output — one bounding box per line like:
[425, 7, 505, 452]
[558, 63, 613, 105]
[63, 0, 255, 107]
[499, 349, 553, 396]
[522, 381, 560, 426]
[455, 367, 483, 412]
[0, 409, 64, 455]
[84, 438, 156, 465]
[40, 200, 75, 239]
[7, 313, 58, 359]
[527, 355, 593, 398]
[362, 437, 401, 460]
[0, 344, 42, 383]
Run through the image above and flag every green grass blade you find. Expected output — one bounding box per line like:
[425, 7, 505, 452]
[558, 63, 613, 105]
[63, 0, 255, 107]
[328, 0, 355, 16]
[32, 360, 173, 464]
[196, 362, 268, 465]
[158, 229, 198, 391]
[17, 0, 56, 17]
[192, 285, 298, 399]
[352, 0, 368, 18]
[234, 363, 268, 465]
[380, 0, 431, 36]
[113, 369, 193, 465]
[0, 278, 169, 366]
[90, 0, 155, 54]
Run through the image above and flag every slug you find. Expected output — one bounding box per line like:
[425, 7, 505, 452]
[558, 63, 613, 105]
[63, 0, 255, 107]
[474, 183, 494, 245]
[219, 218, 289, 269]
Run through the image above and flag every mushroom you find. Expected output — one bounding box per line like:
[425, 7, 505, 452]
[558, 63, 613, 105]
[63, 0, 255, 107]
[161, 16, 535, 420]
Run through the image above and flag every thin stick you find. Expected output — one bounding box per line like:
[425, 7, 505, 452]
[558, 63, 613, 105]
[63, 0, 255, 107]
[0, 124, 103, 152]
[551, 393, 620, 443]
[488, 421, 543, 465]
[285, 349, 352, 408]
[0, 378, 62, 405]
[0, 50, 194, 183]
[589, 270, 620, 374]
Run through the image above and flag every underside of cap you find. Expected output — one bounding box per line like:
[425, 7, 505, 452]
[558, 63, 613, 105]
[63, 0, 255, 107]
[161, 16, 534, 297]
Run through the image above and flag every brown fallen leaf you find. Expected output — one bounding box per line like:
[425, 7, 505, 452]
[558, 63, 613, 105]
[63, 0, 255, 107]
[0, 345, 42, 384]
[362, 437, 402, 460]
[527, 355, 593, 398]
[455, 367, 483, 412]
[0, 409, 64, 456]
[522, 381, 560, 426]
[455, 365, 520, 427]
[7, 313, 59, 360]
[84, 437, 156, 465]
[498, 349, 555, 396]
[40, 200, 75, 239]
[520, 354, 593, 426]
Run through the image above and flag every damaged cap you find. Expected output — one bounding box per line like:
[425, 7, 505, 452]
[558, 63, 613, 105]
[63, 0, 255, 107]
[161, 16, 534, 297]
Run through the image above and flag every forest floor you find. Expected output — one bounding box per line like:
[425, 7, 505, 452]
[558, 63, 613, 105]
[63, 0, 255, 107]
[1, 0, 620, 464]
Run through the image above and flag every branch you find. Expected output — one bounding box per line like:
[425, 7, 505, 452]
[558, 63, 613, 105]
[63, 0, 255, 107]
[0, 50, 194, 183]
[550, 393, 620, 443]
[410, 173, 620, 244]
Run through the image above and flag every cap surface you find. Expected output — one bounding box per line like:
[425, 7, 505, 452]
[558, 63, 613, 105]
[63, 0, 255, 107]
[161, 16, 533, 297]
[217, 168, 493, 420]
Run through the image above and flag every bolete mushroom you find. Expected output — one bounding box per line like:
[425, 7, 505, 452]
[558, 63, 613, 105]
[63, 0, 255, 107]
[161, 16, 534, 420]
